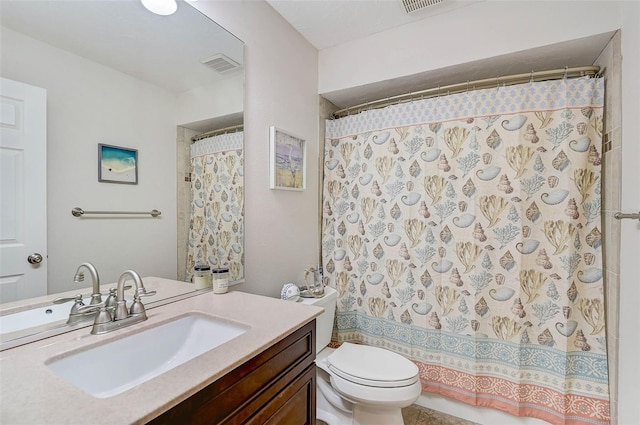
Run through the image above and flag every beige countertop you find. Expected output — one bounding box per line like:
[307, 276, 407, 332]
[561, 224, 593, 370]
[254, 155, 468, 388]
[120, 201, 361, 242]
[0, 281, 322, 424]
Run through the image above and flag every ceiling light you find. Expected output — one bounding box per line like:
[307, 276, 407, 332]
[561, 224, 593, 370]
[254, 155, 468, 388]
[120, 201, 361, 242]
[141, 0, 178, 16]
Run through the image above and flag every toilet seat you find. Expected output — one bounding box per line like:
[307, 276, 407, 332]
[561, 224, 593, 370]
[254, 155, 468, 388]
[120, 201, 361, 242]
[326, 343, 419, 388]
[329, 373, 422, 406]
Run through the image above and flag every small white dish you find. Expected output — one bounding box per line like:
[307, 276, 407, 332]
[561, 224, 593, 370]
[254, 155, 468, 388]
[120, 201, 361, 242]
[280, 283, 300, 302]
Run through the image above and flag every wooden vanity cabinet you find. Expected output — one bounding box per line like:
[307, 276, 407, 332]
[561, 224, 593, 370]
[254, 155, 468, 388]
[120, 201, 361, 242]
[147, 320, 316, 425]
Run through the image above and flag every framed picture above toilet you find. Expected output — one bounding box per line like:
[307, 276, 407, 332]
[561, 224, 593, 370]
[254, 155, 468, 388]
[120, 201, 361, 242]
[269, 126, 306, 191]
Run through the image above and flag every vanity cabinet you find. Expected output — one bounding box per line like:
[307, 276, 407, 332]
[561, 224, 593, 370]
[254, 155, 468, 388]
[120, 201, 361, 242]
[148, 320, 316, 425]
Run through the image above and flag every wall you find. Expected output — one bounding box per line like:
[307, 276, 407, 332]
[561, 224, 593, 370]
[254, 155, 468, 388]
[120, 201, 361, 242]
[175, 73, 244, 126]
[318, 1, 640, 424]
[616, 4, 640, 424]
[190, 1, 320, 297]
[319, 1, 624, 96]
[595, 31, 622, 425]
[0, 27, 178, 291]
[176, 126, 198, 282]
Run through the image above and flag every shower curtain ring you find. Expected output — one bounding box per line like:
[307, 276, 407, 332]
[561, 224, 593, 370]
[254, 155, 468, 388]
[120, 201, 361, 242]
[564, 66, 569, 79]
[530, 71, 534, 83]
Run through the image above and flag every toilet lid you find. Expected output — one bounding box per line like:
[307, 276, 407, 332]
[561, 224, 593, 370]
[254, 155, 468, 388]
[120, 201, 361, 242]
[327, 343, 419, 388]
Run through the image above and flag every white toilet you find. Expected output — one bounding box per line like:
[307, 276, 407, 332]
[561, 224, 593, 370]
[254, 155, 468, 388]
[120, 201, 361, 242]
[300, 286, 422, 425]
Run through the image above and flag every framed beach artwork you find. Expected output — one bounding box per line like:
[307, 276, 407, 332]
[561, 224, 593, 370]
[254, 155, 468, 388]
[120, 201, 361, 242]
[269, 126, 306, 191]
[98, 143, 138, 184]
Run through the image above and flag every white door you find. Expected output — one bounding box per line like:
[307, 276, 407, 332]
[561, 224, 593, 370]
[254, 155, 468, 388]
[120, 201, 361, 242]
[0, 78, 47, 303]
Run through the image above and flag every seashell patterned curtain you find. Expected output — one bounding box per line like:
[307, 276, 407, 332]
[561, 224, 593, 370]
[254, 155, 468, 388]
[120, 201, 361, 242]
[321, 77, 608, 424]
[187, 132, 244, 282]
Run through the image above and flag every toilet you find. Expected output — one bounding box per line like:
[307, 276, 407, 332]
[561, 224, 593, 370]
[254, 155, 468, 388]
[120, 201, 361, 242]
[300, 286, 422, 425]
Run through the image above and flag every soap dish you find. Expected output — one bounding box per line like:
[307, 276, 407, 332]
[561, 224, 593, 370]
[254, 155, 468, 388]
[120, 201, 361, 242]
[280, 283, 301, 302]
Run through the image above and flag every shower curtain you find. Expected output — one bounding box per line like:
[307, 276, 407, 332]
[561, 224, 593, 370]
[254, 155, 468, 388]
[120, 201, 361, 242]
[187, 131, 244, 282]
[322, 78, 608, 425]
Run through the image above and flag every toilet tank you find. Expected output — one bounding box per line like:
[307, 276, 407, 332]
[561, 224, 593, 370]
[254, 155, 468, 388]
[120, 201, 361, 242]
[300, 286, 337, 353]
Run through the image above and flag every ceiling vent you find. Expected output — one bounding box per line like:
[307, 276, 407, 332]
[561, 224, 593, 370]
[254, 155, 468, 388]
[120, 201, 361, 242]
[200, 54, 241, 74]
[401, 0, 445, 13]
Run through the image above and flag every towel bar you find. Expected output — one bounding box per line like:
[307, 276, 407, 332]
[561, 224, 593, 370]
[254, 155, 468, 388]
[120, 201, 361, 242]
[614, 211, 640, 221]
[71, 207, 161, 218]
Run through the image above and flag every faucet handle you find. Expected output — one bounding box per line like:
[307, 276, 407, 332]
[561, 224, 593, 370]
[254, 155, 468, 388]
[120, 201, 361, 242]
[77, 302, 102, 314]
[129, 297, 148, 317]
[77, 302, 112, 325]
[53, 294, 83, 305]
[105, 285, 132, 308]
[128, 289, 155, 317]
[135, 288, 157, 298]
[54, 294, 86, 315]
[105, 288, 118, 308]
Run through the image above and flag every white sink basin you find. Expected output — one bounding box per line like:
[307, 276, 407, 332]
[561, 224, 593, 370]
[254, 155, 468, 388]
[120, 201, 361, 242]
[0, 304, 70, 334]
[46, 313, 248, 398]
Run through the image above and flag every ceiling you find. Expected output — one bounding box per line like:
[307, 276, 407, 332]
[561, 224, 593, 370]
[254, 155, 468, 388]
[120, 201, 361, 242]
[266, 0, 482, 50]
[265, 0, 614, 109]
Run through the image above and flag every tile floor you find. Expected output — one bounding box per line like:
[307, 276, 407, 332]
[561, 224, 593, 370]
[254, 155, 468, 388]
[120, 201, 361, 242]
[316, 404, 479, 425]
[402, 404, 479, 425]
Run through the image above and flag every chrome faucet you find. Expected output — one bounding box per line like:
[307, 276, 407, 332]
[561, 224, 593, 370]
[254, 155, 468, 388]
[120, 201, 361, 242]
[114, 270, 155, 320]
[79, 270, 156, 335]
[53, 294, 95, 324]
[74, 262, 102, 305]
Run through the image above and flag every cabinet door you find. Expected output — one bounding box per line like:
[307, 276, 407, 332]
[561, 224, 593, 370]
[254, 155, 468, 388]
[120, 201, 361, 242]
[246, 364, 316, 425]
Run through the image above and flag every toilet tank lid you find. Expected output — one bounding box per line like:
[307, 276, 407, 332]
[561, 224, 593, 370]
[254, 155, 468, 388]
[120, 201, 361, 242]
[299, 285, 336, 307]
[327, 342, 418, 384]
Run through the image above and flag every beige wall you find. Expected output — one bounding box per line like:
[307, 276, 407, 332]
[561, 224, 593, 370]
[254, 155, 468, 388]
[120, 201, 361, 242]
[595, 30, 622, 425]
[176, 126, 197, 282]
[616, 6, 640, 424]
[319, 1, 624, 96]
[175, 73, 244, 127]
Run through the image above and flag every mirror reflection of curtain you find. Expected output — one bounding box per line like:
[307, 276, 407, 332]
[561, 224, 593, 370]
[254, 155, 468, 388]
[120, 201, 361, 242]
[322, 77, 608, 425]
[187, 132, 244, 282]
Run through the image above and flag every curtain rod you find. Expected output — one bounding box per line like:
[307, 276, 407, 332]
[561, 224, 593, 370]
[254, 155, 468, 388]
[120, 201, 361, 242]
[331, 65, 601, 119]
[191, 124, 244, 142]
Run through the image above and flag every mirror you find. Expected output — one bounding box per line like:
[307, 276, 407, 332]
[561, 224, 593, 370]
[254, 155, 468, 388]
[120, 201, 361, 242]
[0, 0, 244, 343]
